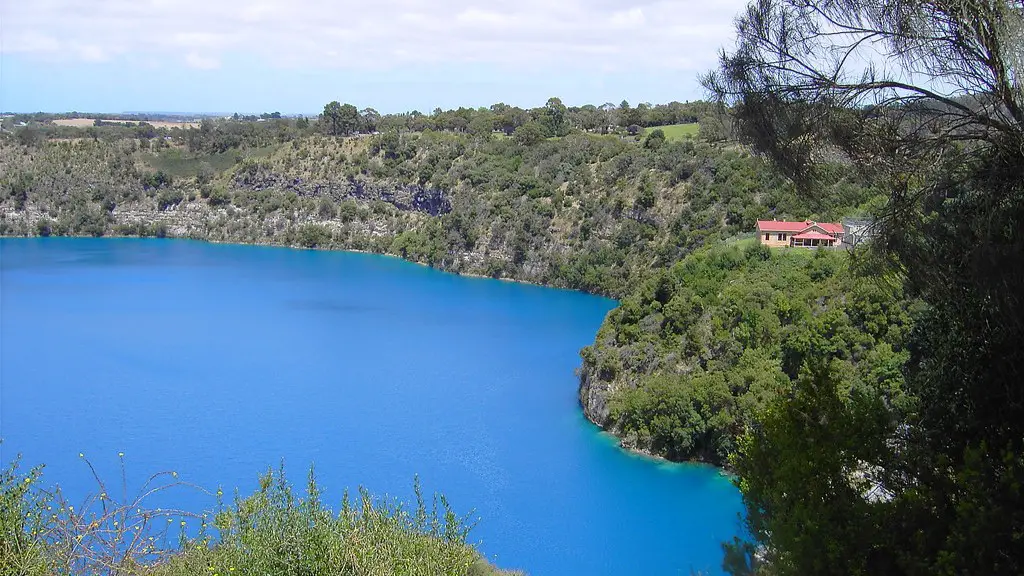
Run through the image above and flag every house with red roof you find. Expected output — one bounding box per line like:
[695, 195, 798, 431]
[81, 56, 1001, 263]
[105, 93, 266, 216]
[757, 220, 844, 248]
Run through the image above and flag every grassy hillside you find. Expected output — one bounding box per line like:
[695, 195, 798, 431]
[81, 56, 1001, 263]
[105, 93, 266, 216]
[644, 123, 700, 141]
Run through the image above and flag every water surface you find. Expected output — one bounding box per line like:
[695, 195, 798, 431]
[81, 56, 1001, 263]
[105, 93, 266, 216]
[0, 238, 742, 575]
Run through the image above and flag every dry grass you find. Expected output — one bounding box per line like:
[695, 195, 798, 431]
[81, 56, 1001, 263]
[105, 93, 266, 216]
[52, 119, 201, 129]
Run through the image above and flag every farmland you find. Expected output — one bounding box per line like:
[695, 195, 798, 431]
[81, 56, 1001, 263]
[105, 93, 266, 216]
[52, 118, 201, 129]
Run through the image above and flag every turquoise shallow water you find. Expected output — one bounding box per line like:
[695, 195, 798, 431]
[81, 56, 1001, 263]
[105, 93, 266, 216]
[0, 238, 742, 575]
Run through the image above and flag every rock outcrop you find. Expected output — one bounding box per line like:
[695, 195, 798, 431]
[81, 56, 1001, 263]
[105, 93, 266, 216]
[232, 164, 451, 216]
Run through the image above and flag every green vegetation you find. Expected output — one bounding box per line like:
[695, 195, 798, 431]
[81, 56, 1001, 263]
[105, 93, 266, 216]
[703, 0, 1024, 573]
[643, 123, 699, 141]
[142, 149, 245, 179]
[2, 457, 518, 576]
[581, 243, 911, 464]
[0, 102, 874, 298]
[7, 0, 1022, 568]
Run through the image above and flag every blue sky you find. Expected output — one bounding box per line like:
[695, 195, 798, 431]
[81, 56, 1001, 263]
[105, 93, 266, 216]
[1, 0, 746, 115]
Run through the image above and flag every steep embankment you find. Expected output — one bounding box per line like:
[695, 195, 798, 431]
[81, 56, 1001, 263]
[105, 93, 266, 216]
[0, 130, 885, 464]
[0, 132, 846, 296]
[577, 242, 914, 465]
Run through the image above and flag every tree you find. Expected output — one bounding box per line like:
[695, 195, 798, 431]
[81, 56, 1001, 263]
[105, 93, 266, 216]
[338, 104, 360, 135]
[360, 108, 381, 133]
[513, 121, 546, 146]
[577, 104, 603, 132]
[543, 97, 569, 137]
[467, 110, 496, 138]
[643, 128, 666, 150]
[617, 100, 631, 128]
[321, 101, 342, 135]
[320, 102, 360, 136]
[495, 106, 528, 135]
[705, 1, 1024, 574]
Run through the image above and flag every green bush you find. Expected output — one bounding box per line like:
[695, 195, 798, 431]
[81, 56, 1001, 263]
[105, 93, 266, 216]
[296, 224, 331, 248]
[1, 457, 50, 576]
[3, 456, 520, 576]
[156, 190, 184, 211]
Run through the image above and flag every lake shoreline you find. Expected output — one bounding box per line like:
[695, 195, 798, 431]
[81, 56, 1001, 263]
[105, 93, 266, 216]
[2, 236, 742, 575]
[0, 232, 722, 471]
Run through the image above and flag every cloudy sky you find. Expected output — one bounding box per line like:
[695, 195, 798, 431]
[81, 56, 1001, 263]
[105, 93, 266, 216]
[1, 0, 746, 114]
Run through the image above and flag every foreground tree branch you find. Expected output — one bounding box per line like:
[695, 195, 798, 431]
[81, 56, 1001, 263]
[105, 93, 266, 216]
[705, 1, 1024, 575]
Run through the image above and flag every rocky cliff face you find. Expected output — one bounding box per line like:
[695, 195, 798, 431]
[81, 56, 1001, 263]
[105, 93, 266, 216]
[232, 164, 451, 216]
[578, 366, 613, 428]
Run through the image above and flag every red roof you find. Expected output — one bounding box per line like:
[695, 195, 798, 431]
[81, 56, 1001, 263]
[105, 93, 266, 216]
[757, 220, 843, 234]
[793, 232, 836, 241]
[758, 220, 809, 232]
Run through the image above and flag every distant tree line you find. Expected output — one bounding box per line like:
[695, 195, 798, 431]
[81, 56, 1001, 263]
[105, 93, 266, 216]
[318, 98, 714, 138]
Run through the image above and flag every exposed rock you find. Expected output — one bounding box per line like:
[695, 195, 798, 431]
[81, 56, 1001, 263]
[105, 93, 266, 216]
[232, 165, 451, 216]
[577, 366, 613, 428]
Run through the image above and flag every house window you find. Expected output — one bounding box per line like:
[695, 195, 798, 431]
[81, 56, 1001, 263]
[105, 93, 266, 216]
[777, 233, 785, 241]
[765, 233, 770, 241]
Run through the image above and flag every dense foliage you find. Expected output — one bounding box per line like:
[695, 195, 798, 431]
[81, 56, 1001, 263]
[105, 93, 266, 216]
[1, 457, 516, 576]
[580, 242, 912, 465]
[706, 0, 1024, 573]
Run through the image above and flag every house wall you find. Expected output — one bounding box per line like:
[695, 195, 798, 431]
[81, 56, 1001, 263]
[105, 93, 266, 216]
[759, 231, 793, 247]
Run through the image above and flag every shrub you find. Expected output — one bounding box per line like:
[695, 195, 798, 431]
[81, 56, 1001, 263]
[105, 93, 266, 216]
[157, 190, 184, 211]
[207, 186, 231, 207]
[3, 455, 518, 576]
[296, 224, 331, 248]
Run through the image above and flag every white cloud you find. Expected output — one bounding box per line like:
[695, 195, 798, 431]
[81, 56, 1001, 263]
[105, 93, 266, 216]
[185, 51, 221, 70]
[6, 31, 62, 54]
[609, 8, 646, 29]
[3, 0, 747, 72]
[74, 44, 110, 63]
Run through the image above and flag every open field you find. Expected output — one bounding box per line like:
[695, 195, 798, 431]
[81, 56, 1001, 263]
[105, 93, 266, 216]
[52, 118, 201, 129]
[142, 144, 280, 178]
[645, 122, 700, 141]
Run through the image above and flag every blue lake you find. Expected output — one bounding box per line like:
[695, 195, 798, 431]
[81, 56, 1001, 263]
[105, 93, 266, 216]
[0, 238, 742, 575]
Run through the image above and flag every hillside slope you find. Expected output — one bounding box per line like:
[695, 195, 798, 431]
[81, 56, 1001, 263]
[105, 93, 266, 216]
[1, 127, 883, 464]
